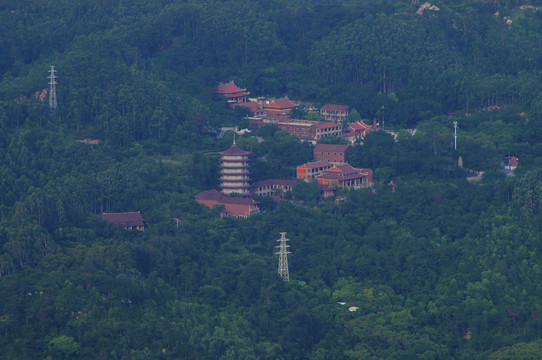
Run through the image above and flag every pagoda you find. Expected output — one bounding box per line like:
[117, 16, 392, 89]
[219, 140, 252, 196]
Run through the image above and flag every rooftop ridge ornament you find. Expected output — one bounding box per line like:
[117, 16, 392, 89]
[275, 232, 291, 281]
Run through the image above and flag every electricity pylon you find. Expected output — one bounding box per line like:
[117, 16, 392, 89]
[48, 66, 57, 117]
[276, 232, 291, 281]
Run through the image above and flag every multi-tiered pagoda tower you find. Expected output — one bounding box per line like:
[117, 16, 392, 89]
[219, 140, 251, 196]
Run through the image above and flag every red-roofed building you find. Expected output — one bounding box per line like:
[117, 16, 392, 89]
[297, 161, 333, 181]
[316, 164, 373, 188]
[251, 179, 298, 197]
[502, 155, 519, 173]
[318, 183, 335, 198]
[508, 156, 519, 170]
[320, 104, 351, 123]
[344, 120, 378, 141]
[216, 81, 250, 105]
[219, 142, 252, 196]
[275, 118, 318, 140]
[233, 101, 265, 117]
[102, 212, 146, 230]
[249, 112, 341, 142]
[335, 195, 347, 205]
[195, 190, 260, 218]
[264, 97, 297, 115]
[314, 144, 350, 164]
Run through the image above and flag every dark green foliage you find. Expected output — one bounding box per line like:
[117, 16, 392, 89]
[1, 125, 542, 359]
[317, 136, 348, 145]
[292, 181, 321, 202]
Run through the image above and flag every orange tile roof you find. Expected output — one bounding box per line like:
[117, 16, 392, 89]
[300, 161, 331, 169]
[102, 212, 145, 226]
[234, 101, 263, 112]
[216, 81, 247, 95]
[219, 144, 250, 156]
[318, 183, 335, 191]
[194, 190, 223, 201]
[225, 92, 250, 98]
[195, 190, 259, 205]
[348, 121, 372, 131]
[266, 97, 296, 110]
[320, 104, 350, 112]
[315, 144, 350, 152]
[335, 164, 359, 174]
[312, 122, 341, 129]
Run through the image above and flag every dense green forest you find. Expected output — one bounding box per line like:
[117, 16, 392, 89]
[2, 0, 542, 359]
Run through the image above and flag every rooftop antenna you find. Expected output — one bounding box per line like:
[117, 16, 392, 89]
[453, 121, 458, 150]
[48, 66, 57, 117]
[275, 232, 291, 281]
[233, 133, 236, 145]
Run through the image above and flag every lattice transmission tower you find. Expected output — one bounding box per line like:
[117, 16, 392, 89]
[275, 232, 291, 281]
[48, 66, 57, 117]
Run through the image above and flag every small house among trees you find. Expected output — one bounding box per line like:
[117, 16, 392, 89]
[102, 212, 146, 230]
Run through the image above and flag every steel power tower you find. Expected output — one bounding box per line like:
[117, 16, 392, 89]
[276, 232, 291, 281]
[48, 66, 57, 117]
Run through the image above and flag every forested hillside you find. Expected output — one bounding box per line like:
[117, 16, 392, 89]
[2, 0, 542, 359]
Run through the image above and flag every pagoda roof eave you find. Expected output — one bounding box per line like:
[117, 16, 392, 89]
[219, 144, 250, 156]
